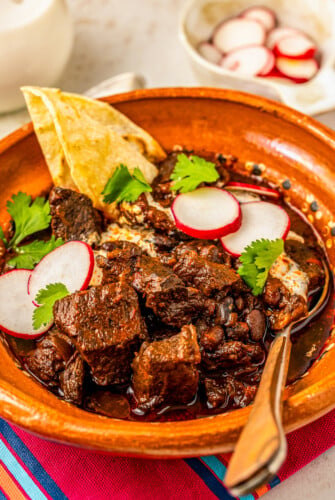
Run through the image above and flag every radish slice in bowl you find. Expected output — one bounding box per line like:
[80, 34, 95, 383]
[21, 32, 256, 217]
[171, 187, 241, 239]
[213, 18, 266, 54]
[221, 46, 274, 76]
[197, 42, 222, 64]
[221, 201, 290, 257]
[220, 47, 274, 77]
[267, 27, 302, 49]
[225, 182, 280, 199]
[273, 34, 316, 60]
[0, 270, 52, 338]
[28, 241, 94, 305]
[276, 57, 318, 83]
[241, 6, 277, 31]
[225, 189, 261, 203]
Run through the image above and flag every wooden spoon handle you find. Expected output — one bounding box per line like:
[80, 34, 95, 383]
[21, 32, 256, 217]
[225, 328, 292, 494]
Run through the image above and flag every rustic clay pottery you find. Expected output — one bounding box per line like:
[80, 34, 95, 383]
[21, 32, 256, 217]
[0, 88, 334, 457]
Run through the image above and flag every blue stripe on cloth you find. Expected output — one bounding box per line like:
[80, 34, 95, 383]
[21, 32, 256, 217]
[0, 439, 47, 500]
[268, 475, 281, 488]
[185, 458, 235, 500]
[0, 420, 67, 500]
[0, 488, 8, 500]
[200, 456, 255, 500]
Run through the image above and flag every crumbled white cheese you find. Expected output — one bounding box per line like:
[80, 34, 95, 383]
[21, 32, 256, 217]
[270, 252, 309, 300]
[286, 231, 305, 244]
[100, 223, 157, 257]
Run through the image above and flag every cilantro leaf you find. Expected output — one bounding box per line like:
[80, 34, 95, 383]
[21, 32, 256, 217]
[170, 154, 219, 193]
[32, 283, 69, 330]
[238, 238, 284, 295]
[8, 236, 64, 270]
[102, 165, 152, 204]
[7, 192, 51, 247]
[0, 227, 7, 247]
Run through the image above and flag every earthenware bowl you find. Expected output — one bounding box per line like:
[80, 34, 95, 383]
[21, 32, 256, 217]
[0, 88, 334, 457]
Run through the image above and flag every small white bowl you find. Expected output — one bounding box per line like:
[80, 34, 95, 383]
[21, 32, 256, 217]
[0, 0, 73, 114]
[179, 0, 335, 115]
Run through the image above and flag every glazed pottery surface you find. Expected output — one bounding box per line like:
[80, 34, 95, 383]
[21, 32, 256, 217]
[0, 88, 334, 457]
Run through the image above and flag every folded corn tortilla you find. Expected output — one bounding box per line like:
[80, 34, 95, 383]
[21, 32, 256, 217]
[21, 86, 166, 216]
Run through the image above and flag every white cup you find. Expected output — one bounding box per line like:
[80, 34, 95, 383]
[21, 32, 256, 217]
[0, 0, 73, 114]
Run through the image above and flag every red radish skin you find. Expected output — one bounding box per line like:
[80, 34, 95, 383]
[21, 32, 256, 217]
[273, 34, 316, 59]
[213, 18, 266, 54]
[221, 201, 290, 257]
[198, 42, 222, 64]
[171, 187, 241, 240]
[28, 241, 94, 306]
[267, 27, 300, 49]
[0, 269, 52, 338]
[276, 57, 319, 83]
[225, 182, 280, 199]
[241, 6, 277, 31]
[221, 46, 274, 77]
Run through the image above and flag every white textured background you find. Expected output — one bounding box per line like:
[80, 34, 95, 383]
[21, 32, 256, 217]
[0, 1, 334, 498]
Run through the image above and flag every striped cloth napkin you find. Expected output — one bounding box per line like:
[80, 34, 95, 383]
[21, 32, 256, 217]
[0, 409, 334, 499]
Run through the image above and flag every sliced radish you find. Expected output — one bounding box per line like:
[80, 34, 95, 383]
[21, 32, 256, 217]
[171, 187, 241, 240]
[274, 34, 316, 59]
[220, 46, 274, 76]
[213, 18, 266, 54]
[267, 27, 299, 49]
[0, 270, 52, 338]
[241, 6, 277, 31]
[28, 241, 94, 305]
[225, 189, 261, 203]
[225, 182, 280, 199]
[276, 57, 318, 83]
[198, 42, 222, 64]
[221, 201, 290, 257]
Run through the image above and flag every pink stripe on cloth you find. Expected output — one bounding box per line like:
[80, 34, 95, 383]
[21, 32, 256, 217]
[278, 409, 335, 480]
[14, 427, 217, 500]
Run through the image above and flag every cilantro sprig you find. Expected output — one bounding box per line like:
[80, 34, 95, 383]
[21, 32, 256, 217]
[33, 283, 70, 330]
[170, 154, 219, 193]
[0, 192, 64, 270]
[102, 164, 152, 204]
[6, 192, 51, 247]
[237, 238, 284, 296]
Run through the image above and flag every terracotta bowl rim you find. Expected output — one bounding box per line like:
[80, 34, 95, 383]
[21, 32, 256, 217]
[0, 87, 335, 458]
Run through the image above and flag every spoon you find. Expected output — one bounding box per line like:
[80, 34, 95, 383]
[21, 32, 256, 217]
[224, 261, 330, 496]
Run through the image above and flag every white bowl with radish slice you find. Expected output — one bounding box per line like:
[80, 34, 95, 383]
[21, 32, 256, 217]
[171, 186, 241, 239]
[28, 241, 94, 305]
[0, 269, 53, 338]
[179, 0, 335, 115]
[221, 201, 290, 257]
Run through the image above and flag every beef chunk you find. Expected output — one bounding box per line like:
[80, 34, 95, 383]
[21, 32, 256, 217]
[285, 240, 325, 289]
[59, 352, 84, 405]
[85, 391, 130, 419]
[204, 376, 257, 409]
[263, 277, 282, 307]
[202, 340, 265, 370]
[54, 283, 147, 385]
[226, 321, 250, 341]
[119, 194, 175, 233]
[269, 294, 308, 331]
[173, 250, 243, 297]
[132, 325, 200, 409]
[200, 326, 225, 352]
[96, 241, 142, 284]
[49, 187, 102, 244]
[132, 255, 215, 327]
[25, 329, 73, 386]
[174, 240, 231, 265]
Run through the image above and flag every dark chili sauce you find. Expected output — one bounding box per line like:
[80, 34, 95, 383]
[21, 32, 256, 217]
[2, 151, 334, 422]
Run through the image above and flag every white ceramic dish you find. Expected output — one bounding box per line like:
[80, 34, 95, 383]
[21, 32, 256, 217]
[179, 0, 335, 115]
[0, 0, 73, 114]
